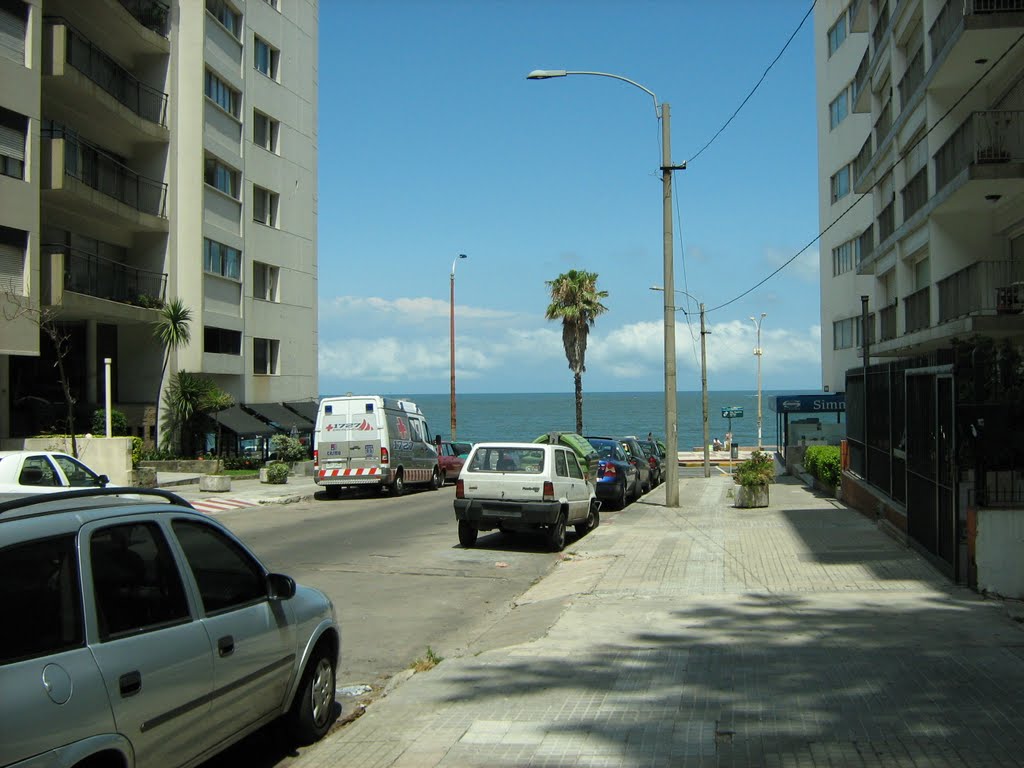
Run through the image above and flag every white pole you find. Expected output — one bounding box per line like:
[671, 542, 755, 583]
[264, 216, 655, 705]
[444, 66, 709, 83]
[104, 358, 112, 438]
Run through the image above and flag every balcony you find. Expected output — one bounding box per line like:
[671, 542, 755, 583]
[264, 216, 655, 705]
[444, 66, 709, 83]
[938, 260, 1024, 322]
[901, 167, 929, 220]
[880, 303, 898, 340]
[853, 48, 871, 113]
[930, 0, 1024, 92]
[934, 110, 1024, 200]
[878, 199, 895, 243]
[857, 225, 875, 269]
[904, 286, 930, 333]
[872, 1, 891, 51]
[874, 99, 892, 149]
[43, 245, 166, 308]
[850, 0, 868, 32]
[117, 0, 169, 38]
[853, 134, 874, 190]
[897, 47, 924, 111]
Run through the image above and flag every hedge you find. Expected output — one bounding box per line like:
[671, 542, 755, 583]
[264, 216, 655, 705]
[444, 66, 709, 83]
[803, 445, 841, 488]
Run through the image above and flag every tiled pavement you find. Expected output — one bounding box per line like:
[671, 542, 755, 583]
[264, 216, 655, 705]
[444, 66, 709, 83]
[290, 473, 1024, 768]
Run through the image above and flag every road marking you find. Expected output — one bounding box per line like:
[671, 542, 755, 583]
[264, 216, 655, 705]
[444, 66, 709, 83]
[189, 497, 257, 514]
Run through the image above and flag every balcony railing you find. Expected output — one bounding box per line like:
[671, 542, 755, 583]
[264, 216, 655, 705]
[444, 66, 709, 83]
[934, 110, 1024, 190]
[872, 1, 891, 50]
[880, 303, 898, 340]
[931, 0, 1024, 59]
[874, 99, 892, 148]
[853, 134, 873, 184]
[878, 199, 896, 242]
[44, 245, 167, 307]
[898, 48, 924, 110]
[901, 167, 928, 220]
[937, 260, 1024, 322]
[43, 125, 167, 217]
[904, 286, 930, 333]
[53, 19, 168, 127]
[117, 0, 169, 38]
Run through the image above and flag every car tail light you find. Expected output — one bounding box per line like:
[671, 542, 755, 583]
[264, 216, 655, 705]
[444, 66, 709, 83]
[648, 457, 657, 468]
[601, 462, 616, 477]
[543, 481, 555, 501]
[313, 449, 319, 469]
[455, 479, 464, 499]
[381, 447, 389, 464]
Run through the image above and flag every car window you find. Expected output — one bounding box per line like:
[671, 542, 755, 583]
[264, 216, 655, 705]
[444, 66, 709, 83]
[91, 522, 191, 641]
[555, 450, 568, 478]
[409, 417, 424, 442]
[172, 520, 266, 614]
[53, 455, 102, 487]
[567, 452, 584, 479]
[0, 535, 84, 663]
[20, 455, 61, 487]
[468, 448, 545, 473]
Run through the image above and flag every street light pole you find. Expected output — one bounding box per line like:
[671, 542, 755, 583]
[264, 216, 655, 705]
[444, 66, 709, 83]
[450, 253, 467, 441]
[750, 312, 766, 451]
[527, 69, 685, 507]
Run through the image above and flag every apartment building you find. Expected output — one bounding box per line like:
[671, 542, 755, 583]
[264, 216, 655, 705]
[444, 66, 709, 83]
[0, 0, 318, 445]
[814, 0, 1024, 587]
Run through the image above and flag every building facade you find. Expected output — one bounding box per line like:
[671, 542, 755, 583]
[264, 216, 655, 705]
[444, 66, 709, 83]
[0, 0, 318, 444]
[814, 0, 1024, 586]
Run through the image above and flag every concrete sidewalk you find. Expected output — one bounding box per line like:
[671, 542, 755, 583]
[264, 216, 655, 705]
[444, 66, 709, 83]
[290, 474, 1024, 768]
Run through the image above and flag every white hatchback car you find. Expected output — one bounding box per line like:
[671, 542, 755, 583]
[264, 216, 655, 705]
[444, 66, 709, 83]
[0, 450, 112, 494]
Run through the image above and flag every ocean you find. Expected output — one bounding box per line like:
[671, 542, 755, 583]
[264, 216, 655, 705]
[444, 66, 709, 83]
[379, 390, 827, 452]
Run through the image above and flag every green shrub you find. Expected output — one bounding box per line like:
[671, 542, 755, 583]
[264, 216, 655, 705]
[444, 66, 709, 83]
[264, 461, 290, 484]
[804, 445, 841, 487]
[270, 434, 307, 463]
[130, 436, 144, 468]
[735, 450, 774, 487]
[91, 408, 130, 436]
[223, 456, 262, 470]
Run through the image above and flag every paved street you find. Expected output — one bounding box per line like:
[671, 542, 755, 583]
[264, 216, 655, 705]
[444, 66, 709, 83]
[277, 473, 1024, 768]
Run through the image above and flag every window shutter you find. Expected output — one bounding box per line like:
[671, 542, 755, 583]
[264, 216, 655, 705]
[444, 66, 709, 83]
[0, 241, 25, 294]
[906, 135, 928, 177]
[0, 119, 25, 161]
[0, 6, 26, 65]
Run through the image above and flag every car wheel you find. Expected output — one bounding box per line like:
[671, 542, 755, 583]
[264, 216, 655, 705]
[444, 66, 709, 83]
[458, 520, 478, 548]
[388, 472, 405, 497]
[616, 481, 628, 510]
[288, 642, 336, 745]
[574, 505, 599, 537]
[325, 485, 342, 500]
[547, 513, 566, 552]
[430, 467, 442, 490]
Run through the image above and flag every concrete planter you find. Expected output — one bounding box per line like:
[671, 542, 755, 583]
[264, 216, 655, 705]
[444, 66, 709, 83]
[199, 474, 231, 493]
[128, 467, 158, 488]
[734, 483, 770, 508]
[259, 466, 289, 484]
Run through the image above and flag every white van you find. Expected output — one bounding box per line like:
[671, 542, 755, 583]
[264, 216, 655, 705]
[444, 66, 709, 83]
[313, 396, 441, 499]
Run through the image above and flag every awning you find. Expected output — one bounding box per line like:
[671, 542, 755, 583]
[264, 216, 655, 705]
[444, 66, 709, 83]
[283, 399, 318, 424]
[243, 402, 314, 431]
[215, 405, 278, 436]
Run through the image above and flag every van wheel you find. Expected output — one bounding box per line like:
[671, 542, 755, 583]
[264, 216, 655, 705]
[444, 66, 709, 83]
[388, 472, 405, 497]
[547, 513, 566, 552]
[458, 521, 478, 548]
[575, 505, 599, 537]
[430, 468, 442, 490]
[326, 485, 341, 500]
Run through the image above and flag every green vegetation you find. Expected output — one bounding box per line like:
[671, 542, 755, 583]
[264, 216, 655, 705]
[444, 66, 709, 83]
[803, 445, 841, 488]
[271, 434, 308, 463]
[734, 450, 774, 488]
[410, 646, 443, 672]
[91, 408, 130, 436]
[264, 462, 290, 484]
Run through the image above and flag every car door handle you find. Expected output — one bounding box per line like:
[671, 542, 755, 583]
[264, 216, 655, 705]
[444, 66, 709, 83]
[217, 635, 235, 657]
[119, 670, 142, 697]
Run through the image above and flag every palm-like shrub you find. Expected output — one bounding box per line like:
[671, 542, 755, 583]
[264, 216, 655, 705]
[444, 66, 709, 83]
[735, 450, 774, 488]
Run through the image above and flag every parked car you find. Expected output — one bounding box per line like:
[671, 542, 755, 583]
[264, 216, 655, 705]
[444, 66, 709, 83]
[0, 487, 341, 768]
[435, 440, 466, 484]
[584, 437, 640, 510]
[617, 436, 653, 495]
[454, 442, 600, 551]
[450, 441, 473, 458]
[0, 450, 112, 495]
[638, 438, 666, 487]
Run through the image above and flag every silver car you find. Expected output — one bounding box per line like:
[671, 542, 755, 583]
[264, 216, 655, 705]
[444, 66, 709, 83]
[0, 488, 341, 768]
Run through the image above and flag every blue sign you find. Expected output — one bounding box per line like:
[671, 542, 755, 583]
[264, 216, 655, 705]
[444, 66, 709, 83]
[772, 394, 846, 413]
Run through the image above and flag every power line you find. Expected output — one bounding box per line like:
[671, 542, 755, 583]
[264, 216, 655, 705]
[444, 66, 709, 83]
[685, 0, 816, 166]
[706, 30, 1024, 314]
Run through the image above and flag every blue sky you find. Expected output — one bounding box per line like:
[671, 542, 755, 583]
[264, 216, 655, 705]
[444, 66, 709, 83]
[318, 0, 822, 396]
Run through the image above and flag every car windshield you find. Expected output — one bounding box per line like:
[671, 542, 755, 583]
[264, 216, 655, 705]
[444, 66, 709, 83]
[468, 448, 545, 473]
[589, 441, 620, 460]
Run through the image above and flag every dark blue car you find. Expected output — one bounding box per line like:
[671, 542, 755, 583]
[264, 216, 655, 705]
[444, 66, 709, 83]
[585, 437, 640, 510]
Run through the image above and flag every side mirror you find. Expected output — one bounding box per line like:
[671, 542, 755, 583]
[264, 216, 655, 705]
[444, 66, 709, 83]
[266, 572, 297, 600]
[97, 474, 110, 488]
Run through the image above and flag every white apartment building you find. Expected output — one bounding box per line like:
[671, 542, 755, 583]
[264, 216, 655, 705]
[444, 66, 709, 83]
[0, 0, 318, 444]
[814, 0, 1024, 584]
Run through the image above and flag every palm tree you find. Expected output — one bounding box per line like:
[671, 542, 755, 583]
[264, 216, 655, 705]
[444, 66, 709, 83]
[161, 370, 211, 457]
[152, 298, 192, 450]
[545, 270, 609, 434]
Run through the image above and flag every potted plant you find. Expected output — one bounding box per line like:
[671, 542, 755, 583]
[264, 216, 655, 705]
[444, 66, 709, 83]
[734, 450, 774, 508]
[260, 461, 290, 484]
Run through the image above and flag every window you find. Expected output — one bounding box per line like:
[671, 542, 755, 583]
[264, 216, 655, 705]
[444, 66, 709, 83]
[0, 225, 26, 294]
[0, 0, 27, 65]
[832, 239, 855, 276]
[833, 317, 856, 349]
[204, 69, 240, 117]
[253, 111, 279, 153]
[0, 106, 26, 179]
[828, 9, 848, 57]
[172, 520, 266, 615]
[90, 523, 190, 641]
[829, 87, 849, 130]
[254, 36, 279, 80]
[204, 157, 239, 199]
[203, 237, 241, 279]
[253, 337, 279, 374]
[204, 326, 242, 355]
[253, 261, 279, 301]
[567, 451, 584, 479]
[830, 163, 851, 203]
[253, 185, 278, 226]
[0, 535, 83, 663]
[206, 0, 241, 39]
[263, 0, 279, 9]
[52, 455, 104, 487]
[555, 449, 568, 478]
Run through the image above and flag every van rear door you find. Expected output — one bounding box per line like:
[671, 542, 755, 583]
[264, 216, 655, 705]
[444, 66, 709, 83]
[317, 398, 383, 473]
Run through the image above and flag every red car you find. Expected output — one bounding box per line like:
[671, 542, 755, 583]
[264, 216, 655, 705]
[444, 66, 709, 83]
[435, 441, 467, 485]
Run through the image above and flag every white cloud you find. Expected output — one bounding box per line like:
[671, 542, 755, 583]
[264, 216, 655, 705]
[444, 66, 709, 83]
[764, 246, 819, 282]
[321, 295, 520, 322]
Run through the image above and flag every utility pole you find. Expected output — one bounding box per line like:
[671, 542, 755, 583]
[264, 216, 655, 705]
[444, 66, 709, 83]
[750, 312, 766, 451]
[700, 303, 710, 478]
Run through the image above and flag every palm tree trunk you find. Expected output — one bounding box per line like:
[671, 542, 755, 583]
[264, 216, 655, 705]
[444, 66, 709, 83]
[574, 372, 583, 434]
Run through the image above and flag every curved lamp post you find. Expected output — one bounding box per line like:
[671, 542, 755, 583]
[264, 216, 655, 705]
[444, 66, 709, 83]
[450, 254, 467, 441]
[750, 312, 767, 451]
[528, 69, 685, 507]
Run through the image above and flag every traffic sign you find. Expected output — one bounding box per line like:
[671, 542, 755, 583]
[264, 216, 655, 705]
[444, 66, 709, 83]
[721, 407, 744, 418]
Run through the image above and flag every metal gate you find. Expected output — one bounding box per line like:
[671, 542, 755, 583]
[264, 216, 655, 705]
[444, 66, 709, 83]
[905, 368, 957, 576]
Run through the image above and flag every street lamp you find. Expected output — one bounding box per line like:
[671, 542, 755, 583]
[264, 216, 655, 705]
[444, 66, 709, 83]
[652, 286, 709, 479]
[750, 312, 767, 451]
[528, 69, 686, 507]
[450, 254, 467, 441]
